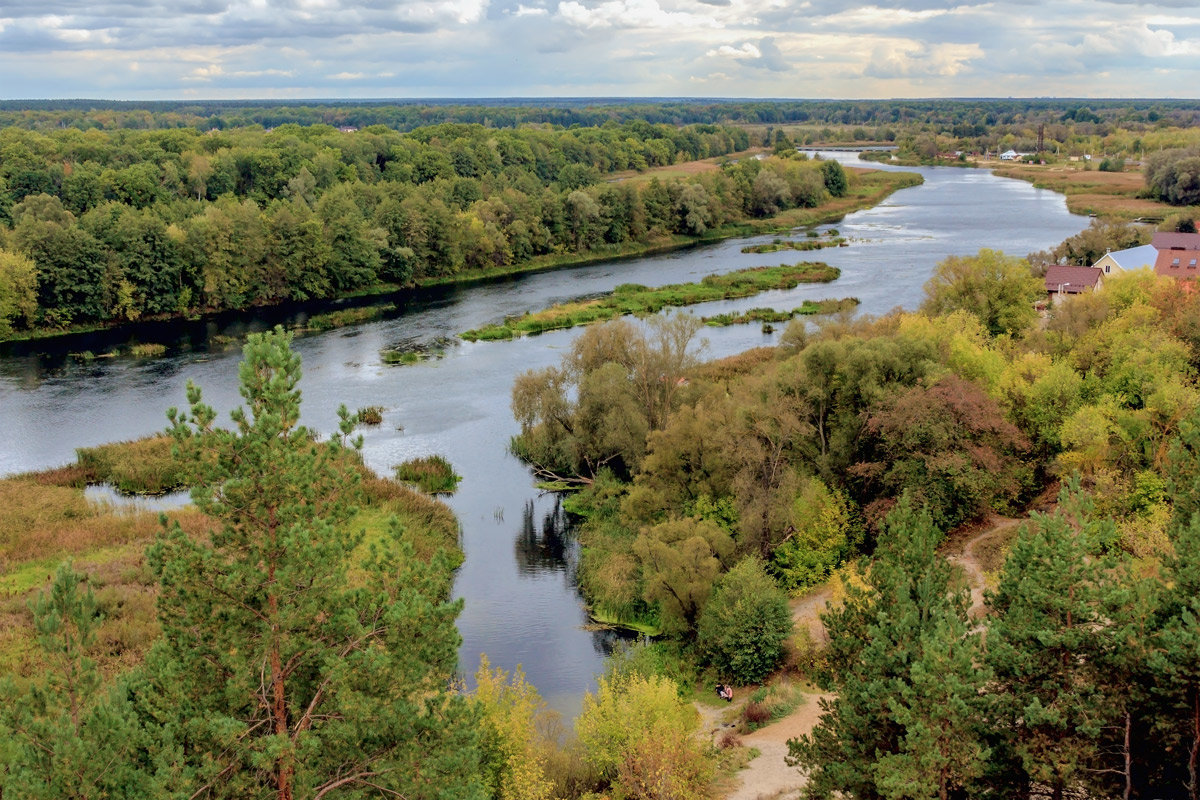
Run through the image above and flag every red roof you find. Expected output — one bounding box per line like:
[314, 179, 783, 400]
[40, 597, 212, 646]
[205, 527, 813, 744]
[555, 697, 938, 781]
[1152, 232, 1200, 251]
[1157, 248, 1200, 279]
[1044, 265, 1102, 293]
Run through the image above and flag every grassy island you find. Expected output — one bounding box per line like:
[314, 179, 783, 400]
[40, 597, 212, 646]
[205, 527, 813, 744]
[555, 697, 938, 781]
[460, 262, 841, 340]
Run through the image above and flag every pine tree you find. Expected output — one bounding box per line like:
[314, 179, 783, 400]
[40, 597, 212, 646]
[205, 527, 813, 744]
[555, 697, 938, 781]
[1150, 514, 1200, 799]
[984, 512, 1110, 800]
[0, 562, 152, 800]
[142, 326, 483, 800]
[788, 497, 989, 800]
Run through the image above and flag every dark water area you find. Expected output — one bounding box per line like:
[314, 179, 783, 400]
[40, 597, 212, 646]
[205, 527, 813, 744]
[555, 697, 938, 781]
[0, 154, 1089, 718]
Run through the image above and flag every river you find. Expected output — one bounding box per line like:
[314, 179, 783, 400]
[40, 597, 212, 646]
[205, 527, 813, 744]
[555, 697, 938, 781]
[0, 154, 1088, 717]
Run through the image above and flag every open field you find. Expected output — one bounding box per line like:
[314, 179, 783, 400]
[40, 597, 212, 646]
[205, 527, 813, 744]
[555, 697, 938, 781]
[989, 162, 1184, 221]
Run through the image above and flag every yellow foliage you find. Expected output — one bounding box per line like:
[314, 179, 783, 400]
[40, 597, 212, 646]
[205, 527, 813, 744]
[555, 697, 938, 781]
[575, 672, 709, 796]
[472, 654, 555, 800]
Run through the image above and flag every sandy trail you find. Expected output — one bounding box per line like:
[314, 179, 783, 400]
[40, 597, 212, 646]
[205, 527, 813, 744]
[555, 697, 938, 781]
[944, 515, 1022, 619]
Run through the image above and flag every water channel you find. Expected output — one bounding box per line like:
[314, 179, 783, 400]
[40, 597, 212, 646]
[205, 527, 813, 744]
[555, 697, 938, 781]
[0, 154, 1090, 717]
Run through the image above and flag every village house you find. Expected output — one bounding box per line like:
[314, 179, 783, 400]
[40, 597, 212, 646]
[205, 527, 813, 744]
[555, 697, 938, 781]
[1092, 244, 1158, 275]
[1153, 231, 1200, 279]
[1044, 264, 1103, 303]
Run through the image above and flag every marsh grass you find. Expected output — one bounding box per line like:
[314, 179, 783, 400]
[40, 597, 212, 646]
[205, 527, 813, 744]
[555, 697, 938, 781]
[381, 349, 423, 365]
[302, 303, 396, 332]
[740, 236, 846, 254]
[992, 163, 1172, 221]
[129, 342, 167, 357]
[356, 406, 385, 426]
[74, 436, 187, 495]
[393, 455, 462, 495]
[701, 298, 860, 327]
[461, 262, 841, 340]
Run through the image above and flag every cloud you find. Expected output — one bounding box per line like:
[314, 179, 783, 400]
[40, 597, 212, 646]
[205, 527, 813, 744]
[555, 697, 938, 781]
[0, 0, 1194, 99]
[707, 36, 789, 71]
[556, 0, 714, 30]
[862, 40, 982, 78]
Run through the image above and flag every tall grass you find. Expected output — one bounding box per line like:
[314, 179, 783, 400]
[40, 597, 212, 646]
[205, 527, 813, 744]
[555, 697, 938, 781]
[393, 455, 462, 495]
[702, 298, 860, 327]
[74, 435, 187, 495]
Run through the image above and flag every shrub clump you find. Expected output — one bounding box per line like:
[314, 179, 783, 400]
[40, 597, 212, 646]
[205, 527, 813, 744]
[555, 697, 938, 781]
[697, 556, 793, 684]
[393, 455, 461, 494]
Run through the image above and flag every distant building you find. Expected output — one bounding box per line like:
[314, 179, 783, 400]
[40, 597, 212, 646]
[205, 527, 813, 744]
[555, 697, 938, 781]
[1000, 150, 1021, 161]
[1154, 232, 1200, 279]
[1045, 264, 1104, 301]
[1092, 244, 1158, 275]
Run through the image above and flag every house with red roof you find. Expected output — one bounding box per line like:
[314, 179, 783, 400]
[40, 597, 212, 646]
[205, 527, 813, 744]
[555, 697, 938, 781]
[1044, 264, 1103, 303]
[1153, 232, 1200, 279]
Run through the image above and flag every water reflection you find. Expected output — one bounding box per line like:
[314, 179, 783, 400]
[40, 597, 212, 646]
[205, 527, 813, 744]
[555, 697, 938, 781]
[515, 497, 574, 577]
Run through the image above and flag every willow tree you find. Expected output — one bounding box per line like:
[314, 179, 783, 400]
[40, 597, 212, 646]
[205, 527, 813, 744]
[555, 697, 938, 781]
[145, 326, 482, 800]
[511, 313, 704, 483]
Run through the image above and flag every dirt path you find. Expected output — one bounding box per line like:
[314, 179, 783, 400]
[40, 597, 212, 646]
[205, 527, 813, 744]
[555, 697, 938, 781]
[711, 691, 832, 800]
[944, 515, 1022, 619]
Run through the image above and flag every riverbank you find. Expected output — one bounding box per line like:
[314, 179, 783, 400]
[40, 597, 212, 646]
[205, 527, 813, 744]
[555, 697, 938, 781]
[0, 169, 921, 351]
[988, 162, 1176, 222]
[0, 438, 461, 680]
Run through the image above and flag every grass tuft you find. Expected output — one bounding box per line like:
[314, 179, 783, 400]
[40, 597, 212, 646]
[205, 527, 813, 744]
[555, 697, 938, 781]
[393, 455, 462, 495]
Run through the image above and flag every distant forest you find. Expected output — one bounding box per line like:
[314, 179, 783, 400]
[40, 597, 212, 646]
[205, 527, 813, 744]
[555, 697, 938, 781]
[1, 97, 1199, 133]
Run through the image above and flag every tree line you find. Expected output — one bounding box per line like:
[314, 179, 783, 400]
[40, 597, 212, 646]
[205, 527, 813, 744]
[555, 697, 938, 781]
[0, 120, 873, 335]
[1, 98, 1198, 134]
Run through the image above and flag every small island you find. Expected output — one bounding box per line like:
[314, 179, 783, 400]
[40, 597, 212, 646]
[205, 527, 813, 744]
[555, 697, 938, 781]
[460, 262, 842, 341]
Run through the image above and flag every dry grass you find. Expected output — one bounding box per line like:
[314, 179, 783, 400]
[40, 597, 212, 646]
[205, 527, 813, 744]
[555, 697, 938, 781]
[991, 163, 1177, 221]
[608, 148, 768, 184]
[2, 446, 463, 685]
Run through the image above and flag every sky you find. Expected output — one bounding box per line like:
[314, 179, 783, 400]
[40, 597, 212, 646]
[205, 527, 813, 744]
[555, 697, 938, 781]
[0, 0, 1198, 100]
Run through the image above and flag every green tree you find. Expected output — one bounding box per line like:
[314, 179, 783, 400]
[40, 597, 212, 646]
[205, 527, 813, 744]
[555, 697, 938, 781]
[820, 159, 848, 197]
[697, 556, 792, 684]
[921, 249, 1042, 337]
[0, 247, 37, 336]
[144, 327, 483, 800]
[789, 498, 989, 800]
[1151, 515, 1200, 799]
[770, 476, 858, 592]
[984, 511, 1111, 800]
[0, 562, 152, 800]
[634, 515, 733, 637]
[511, 315, 703, 482]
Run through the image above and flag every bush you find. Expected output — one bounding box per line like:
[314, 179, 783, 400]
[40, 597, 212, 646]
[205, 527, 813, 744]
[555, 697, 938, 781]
[770, 477, 858, 592]
[739, 680, 801, 733]
[575, 672, 711, 798]
[697, 557, 793, 684]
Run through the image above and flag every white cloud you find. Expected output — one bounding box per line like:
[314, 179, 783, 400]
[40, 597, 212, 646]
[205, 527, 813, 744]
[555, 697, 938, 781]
[512, 4, 549, 15]
[557, 0, 713, 30]
[708, 42, 760, 58]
